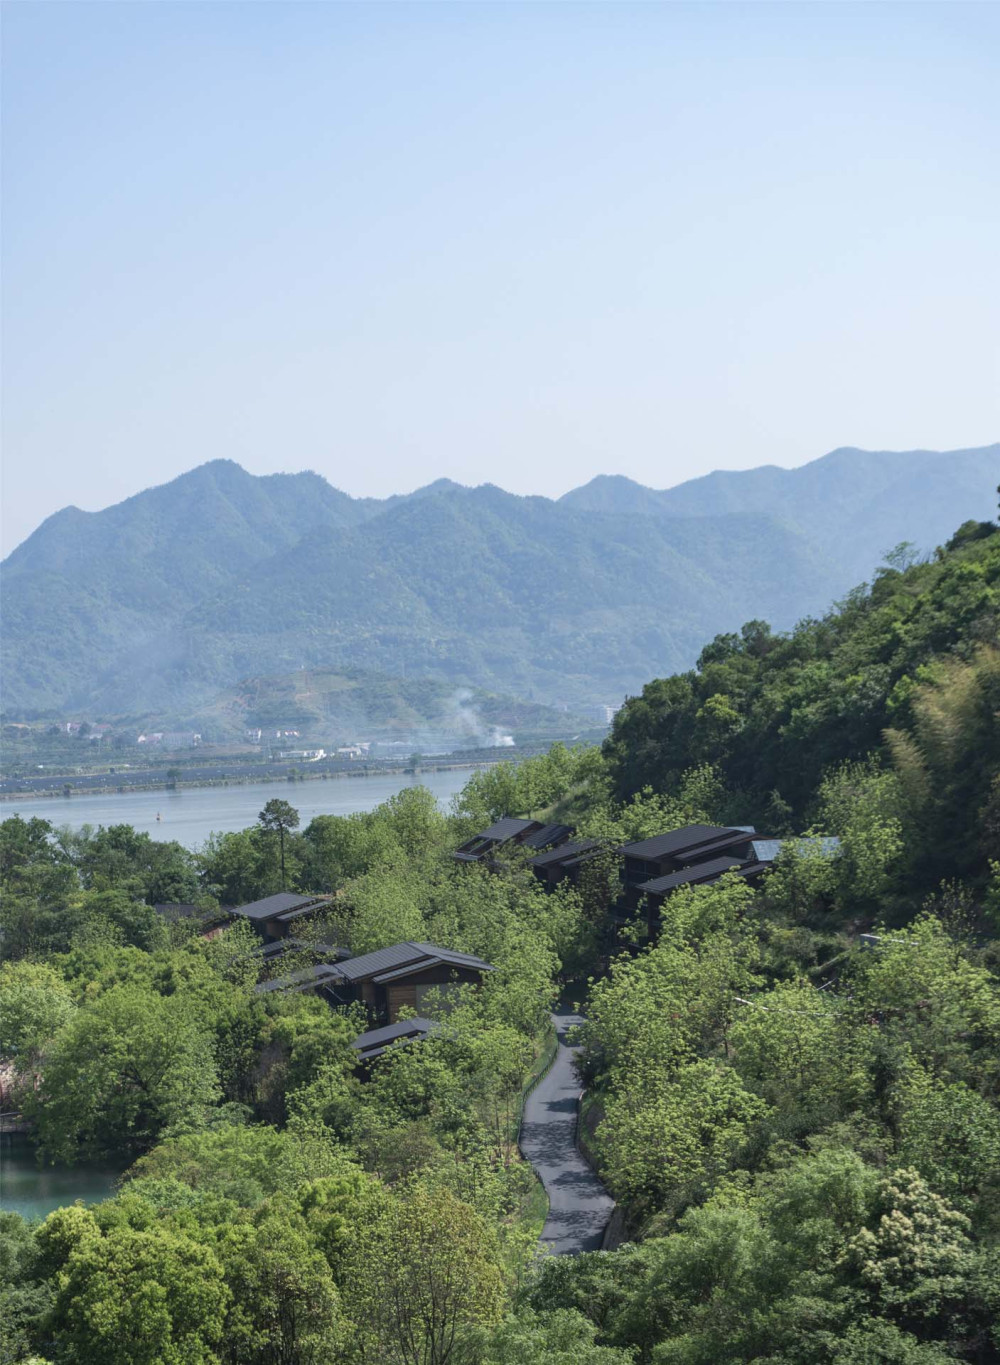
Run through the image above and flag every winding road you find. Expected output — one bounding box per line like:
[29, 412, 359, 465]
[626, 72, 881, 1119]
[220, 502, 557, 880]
[520, 1010, 615, 1255]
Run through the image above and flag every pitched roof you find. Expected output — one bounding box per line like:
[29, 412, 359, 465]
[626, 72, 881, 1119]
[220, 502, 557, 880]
[620, 825, 743, 861]
[520, 823, 574, 851]
[529, 839, 601, 868]
[479, 817, 541, 841]
[639, 856, 745, 894]
[352, 1017, 438, 1061]
[332, 940, 492, 984]
[252, 963, 345, 995]
[683, 829, 758, 862]
[642, 857, 772, 896]
[228, 892, 330, 922]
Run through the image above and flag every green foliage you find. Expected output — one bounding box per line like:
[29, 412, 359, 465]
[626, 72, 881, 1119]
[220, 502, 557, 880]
[24, 985, 221, 1163]
[47, 1213, 229, 1365]
[603, 526, 1000, 883]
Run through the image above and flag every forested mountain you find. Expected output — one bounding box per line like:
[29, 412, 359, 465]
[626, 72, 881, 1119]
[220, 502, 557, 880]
[2, 445, 996, 717]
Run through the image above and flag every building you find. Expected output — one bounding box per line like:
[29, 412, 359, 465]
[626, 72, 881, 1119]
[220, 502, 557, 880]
[253, 940, 494, 1025]
[528, 839, 603, 888]
[453, 818, 573, 865]
[619, 825, 759, 909]
[226, 891, 334, 940]
[637, 855, 771, 921]
[351, 1017, 438, 1066]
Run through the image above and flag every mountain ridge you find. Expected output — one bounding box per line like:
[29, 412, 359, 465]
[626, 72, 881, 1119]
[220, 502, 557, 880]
[3, 444, 996, 717]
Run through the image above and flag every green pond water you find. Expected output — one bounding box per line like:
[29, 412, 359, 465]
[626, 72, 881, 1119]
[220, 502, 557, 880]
[0, 1139, 121, 1222]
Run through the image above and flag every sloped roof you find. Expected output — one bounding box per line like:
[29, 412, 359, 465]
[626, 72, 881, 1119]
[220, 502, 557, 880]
[229, 892, 329, 922]
[620, 825, 742, 861]
[639, 856, 744, 894]
[252, 963, 345, 995]
[683, 829, 758, 862]
[332, 940, 492, 985]
[520, 823, 574, 851]
[352, 1017, 438, 1061]
[529, 839, 601, 868]
[478, 817, 542, 841]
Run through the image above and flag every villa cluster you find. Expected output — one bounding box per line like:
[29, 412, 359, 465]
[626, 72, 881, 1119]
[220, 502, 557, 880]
[158, 817, 836, 1069]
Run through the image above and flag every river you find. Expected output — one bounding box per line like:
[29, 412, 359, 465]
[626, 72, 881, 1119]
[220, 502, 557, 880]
[0, 1139, 121, 1222]
[0, 767, 480, 849]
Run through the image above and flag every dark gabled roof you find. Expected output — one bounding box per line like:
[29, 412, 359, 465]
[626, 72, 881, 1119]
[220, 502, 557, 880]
[333, 940, 493, 984]
[479, 817, 542, 841]
[352, 1017, 438, 1061]
[253, 940, 294, 960]
[332, 941, 434, 983]
[373, 957, 449, 984]
[639, 856, 745, 894]
[620, 825, 743, 861]
[683, 829, 758, 862]
[274, 902, 331, 924]
[411, 942, 494, 971]
[529, 839, 601, 868]
[228, 892, 330, 922]
[519, 823, 574, 851]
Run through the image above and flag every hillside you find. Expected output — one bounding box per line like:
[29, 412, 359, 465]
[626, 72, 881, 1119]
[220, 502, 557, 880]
[604, 514, 1000, 882]
[196, 668, 589, 744]
[2, 445, 996, 716]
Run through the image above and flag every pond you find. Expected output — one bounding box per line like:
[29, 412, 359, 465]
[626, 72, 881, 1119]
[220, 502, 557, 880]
[0, 1138, 122, 1222]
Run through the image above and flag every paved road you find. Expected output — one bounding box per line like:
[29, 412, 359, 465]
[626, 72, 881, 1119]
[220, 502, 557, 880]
[520, 1010, 615, 1255]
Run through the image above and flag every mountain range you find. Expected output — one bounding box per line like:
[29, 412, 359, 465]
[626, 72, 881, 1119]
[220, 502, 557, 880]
[2, 444, 996, 718]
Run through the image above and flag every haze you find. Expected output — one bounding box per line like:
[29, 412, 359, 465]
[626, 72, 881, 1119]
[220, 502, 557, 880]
[3, 1, 998, 552]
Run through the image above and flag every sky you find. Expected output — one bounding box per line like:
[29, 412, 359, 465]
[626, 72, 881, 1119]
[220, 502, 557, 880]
[3, 1, 998, 552]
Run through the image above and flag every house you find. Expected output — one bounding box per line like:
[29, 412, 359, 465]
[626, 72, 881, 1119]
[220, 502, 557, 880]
[252, 940, 493, 1025]
[619, 825, 758, 909]
[637, 855, 771, 922]
[453, 818, 573, 865]
[528, 839, 603, 888]
[330, 942, 494, 1024]
[226, 891, 334, 940]
[351, 1017, 438, 1066]
[625, 829, 842, 931]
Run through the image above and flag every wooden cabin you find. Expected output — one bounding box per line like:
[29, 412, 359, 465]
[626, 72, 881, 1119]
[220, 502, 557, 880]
[225, 891, 333, 941]
[252, 940, 494, 1025]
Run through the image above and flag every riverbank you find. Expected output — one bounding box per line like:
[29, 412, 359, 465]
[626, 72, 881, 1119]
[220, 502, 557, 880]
[0, 756, 503, 802]
[0, 767, 483, 847]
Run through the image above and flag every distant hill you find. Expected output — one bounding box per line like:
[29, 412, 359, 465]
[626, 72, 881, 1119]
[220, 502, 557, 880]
[2, 445, 996, 716]
[195, 668, 588, 745]
[561, 445, 999, 590]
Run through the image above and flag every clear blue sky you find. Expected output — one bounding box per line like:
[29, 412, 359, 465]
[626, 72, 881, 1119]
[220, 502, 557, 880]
[3, 1, 998, 551]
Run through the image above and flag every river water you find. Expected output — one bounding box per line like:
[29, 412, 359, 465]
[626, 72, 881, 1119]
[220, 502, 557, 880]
[0, 767, 479, 849]
[0, 1139, 121, 1222]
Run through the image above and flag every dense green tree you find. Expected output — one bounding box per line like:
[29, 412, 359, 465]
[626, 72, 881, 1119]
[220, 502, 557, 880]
[47, 1216, 229, 1365]
[25, 985, 220, 1162]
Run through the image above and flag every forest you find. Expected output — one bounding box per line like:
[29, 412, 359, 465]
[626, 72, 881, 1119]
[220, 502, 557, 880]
[1, 514, 999, 1365]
